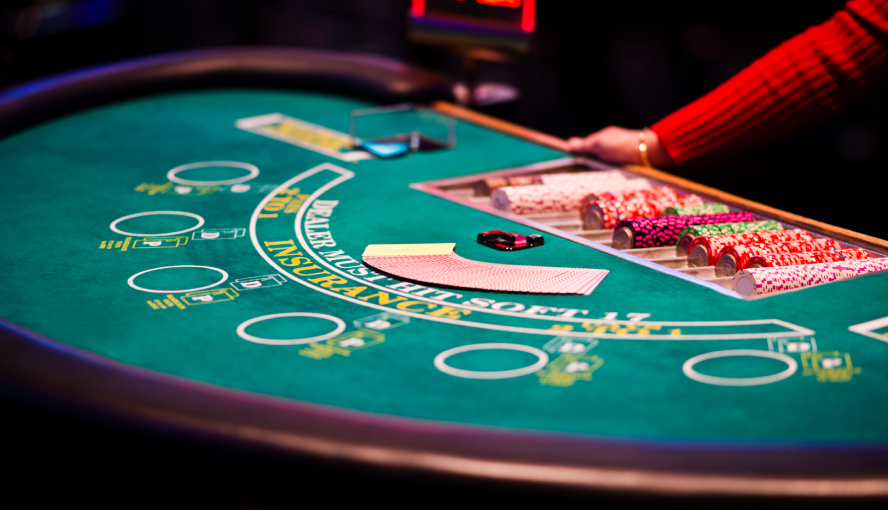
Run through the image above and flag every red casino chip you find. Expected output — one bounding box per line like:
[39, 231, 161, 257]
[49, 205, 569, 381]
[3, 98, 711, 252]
[584, 199, 660, 230]
[715, 238, 837, 276]
[581, 186, 691, 211]
[582, 192, 703, 230]
[687, 229, 814, 267]
[492, 179, 653, 215]
[584, 186, 678, 205]
[747, 249, 870, 268]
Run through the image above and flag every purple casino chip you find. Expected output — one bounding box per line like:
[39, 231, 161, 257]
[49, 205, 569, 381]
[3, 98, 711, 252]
[612, 210, 756, 249]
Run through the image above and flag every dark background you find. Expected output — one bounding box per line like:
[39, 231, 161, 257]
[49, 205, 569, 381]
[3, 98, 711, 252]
[1, 1, 887, 507]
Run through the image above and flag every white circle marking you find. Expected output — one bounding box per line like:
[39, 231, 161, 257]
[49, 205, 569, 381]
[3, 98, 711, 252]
[127, 265, 228, 294]
[237, 313, 345, 346]
[434, 343, 549, 379]
[167, 161, 259, 186]
[682, 349, 797, 386]
[110, 211, 205, 237]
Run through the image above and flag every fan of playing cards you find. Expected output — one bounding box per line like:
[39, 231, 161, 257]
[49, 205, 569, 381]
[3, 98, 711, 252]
[362, 244, 609, 295]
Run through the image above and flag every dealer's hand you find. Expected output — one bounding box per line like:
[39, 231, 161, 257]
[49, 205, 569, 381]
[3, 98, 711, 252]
[568, 126, 673, 169]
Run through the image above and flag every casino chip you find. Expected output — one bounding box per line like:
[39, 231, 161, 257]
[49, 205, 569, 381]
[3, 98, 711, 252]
[687, 228, 812, 267]
[581, 190, 703, 230]
[612, 211, 755, 250]
[733, 258, 888, 296]
[491, 179, 652, 215]
[663, 202, 731, 217]
[476, 170, 628, 196]
[747, 249, 869, 269]
[715, 238, 838, 277]
[677, 220, 784, 256]
[477, 230, 544, 251]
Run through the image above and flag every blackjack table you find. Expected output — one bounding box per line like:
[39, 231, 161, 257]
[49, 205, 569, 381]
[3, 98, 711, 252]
[2, 47, 888, 501]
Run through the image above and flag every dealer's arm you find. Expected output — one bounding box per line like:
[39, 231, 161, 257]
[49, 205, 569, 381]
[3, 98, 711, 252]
[569, 0, 888, 170]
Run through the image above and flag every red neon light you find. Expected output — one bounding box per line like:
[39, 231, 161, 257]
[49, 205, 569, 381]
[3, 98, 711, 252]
[476, 0, 521, 6]
[521, 0, 535, 32]
[411, 0, 534, 33]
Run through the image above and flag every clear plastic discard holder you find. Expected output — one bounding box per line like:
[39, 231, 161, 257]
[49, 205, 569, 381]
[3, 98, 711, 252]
[349, 104, 455, 157]
[417, 107, 456, 150]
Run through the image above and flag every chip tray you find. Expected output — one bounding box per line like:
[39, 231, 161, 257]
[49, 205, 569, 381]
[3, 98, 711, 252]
[411, 157, 887, 299]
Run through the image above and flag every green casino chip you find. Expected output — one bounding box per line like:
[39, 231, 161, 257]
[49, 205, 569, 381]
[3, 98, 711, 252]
[663, 202, 731, 216]
[678, 220, 784, 240]
[676, 220, 784, 255]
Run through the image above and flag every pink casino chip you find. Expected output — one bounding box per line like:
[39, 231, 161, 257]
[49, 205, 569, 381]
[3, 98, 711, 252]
[732, 257, 888, 296]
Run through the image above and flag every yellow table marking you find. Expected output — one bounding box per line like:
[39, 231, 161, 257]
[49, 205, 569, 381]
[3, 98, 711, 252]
[300, 329, 385, 360]
[537, 354, 604, 387]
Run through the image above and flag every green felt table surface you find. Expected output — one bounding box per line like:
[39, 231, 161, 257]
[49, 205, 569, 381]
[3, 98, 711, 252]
[1, 89, 887, 444]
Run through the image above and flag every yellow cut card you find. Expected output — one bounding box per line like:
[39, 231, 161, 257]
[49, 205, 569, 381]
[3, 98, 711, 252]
[362, 243, 455, 257]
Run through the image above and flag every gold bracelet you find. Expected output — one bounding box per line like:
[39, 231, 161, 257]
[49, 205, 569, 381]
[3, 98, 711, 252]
[638, 128, 652, 168]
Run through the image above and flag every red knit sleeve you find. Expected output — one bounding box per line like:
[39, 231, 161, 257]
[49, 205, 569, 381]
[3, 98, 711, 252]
[651, 0, 888, 168]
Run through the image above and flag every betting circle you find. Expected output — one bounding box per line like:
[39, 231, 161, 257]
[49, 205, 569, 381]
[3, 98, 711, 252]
[127, 265, 229, 294]
[167, 161, 259, 186]
[434, 343, 549, 380]
[236, 313, 346, 346]
[682, 349, 798, 387]
[110, 211, 205, 237]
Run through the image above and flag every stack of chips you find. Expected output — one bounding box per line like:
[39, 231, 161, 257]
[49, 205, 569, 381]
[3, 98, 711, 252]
[492, 179, 652, 215]
[581, 186, 673, 212]
[679, 220, 785, 242]
[733, 258, 888, 296]
[477, 170, 626, 196]
[748, 249, 869, 268]
[538, 170, 627, 186]
[476, 175, 536, 195]
[584, 193, 704, 230]
[688, 229, 813, 267]
[663, 203, 731, 216]
[677, 220, 785, 255]
[612, 211, 756, 249]
[715, 238, 837, 276]
[585, 186, 680, 204]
